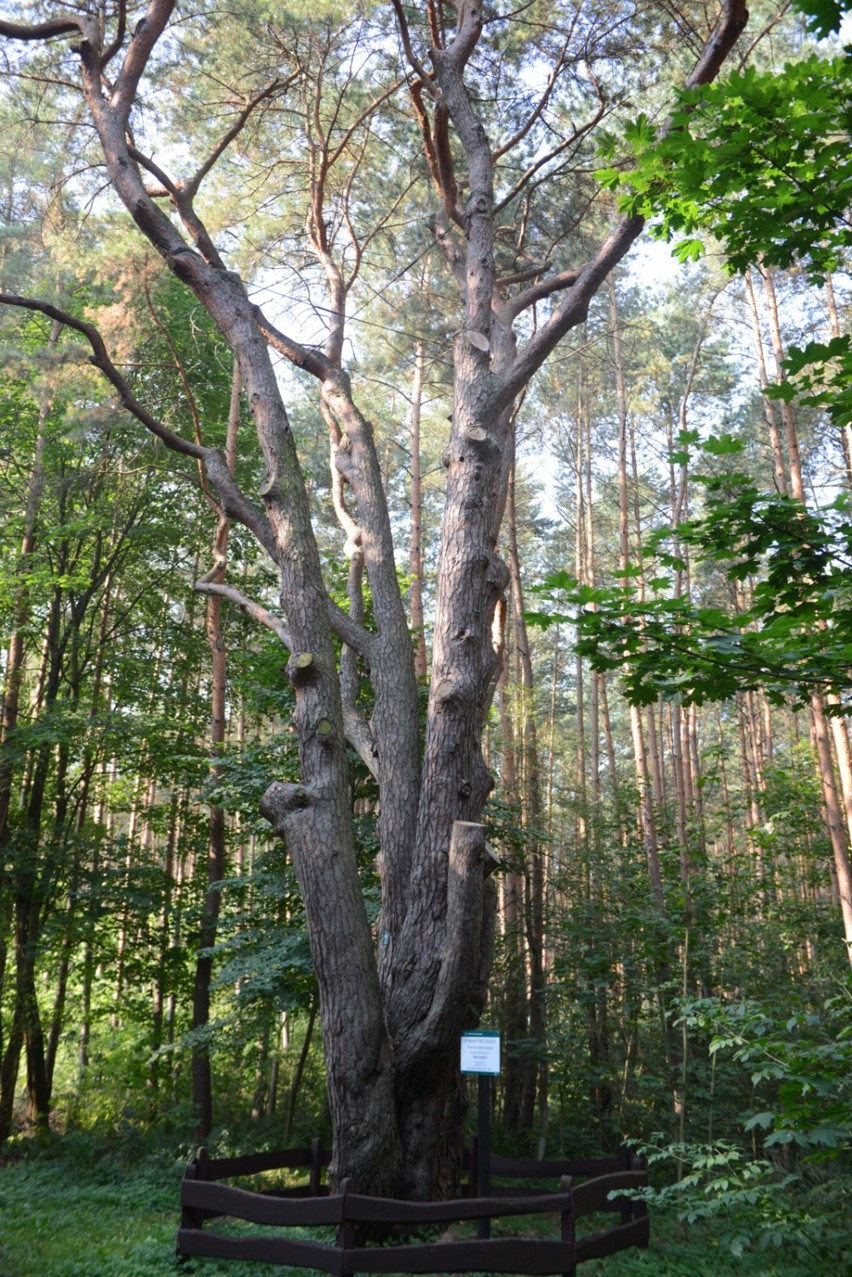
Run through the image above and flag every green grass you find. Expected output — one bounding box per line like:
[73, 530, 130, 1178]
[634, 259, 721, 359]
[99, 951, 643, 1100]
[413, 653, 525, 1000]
[0, 1140, 840, 1276]
[0, 1149, 279, 1277]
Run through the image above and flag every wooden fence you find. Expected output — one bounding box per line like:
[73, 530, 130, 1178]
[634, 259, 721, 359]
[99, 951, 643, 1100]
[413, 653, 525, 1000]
[177, 1141, 649, 1275]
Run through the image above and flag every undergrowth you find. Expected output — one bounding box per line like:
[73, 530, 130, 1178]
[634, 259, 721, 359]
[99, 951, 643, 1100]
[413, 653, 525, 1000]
[0, 1128, 847, 1276]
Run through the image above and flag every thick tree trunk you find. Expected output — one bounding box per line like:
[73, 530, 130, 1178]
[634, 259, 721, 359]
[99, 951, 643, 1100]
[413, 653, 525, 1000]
[388, 820, 497, 1198]
[0, 0, 751, 1189]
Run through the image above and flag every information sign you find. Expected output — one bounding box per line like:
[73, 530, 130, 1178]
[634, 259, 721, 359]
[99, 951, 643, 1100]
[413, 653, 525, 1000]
[460, 1030, 500, 1075]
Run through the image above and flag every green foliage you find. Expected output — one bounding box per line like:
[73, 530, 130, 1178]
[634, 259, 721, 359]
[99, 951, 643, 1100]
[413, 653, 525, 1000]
[528, 464, 852, 707]
[767, 334, 852, 430]
[628, 1135, 851, 1266]
[598, 52, 852, 280]
[0, 1131, 824, 1276]
[0, 1139, 297, 1276]
[623, 989, 852, 1264]
[794, 0, 852, 38]
[678, 991, 852, 1159]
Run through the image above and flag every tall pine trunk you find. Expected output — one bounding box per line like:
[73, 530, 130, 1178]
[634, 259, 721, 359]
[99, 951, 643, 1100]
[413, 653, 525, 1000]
[192, 362, 241, 1135]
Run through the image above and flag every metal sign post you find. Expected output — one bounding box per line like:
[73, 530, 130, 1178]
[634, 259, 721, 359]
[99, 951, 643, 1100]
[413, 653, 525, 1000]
[460, 1030, 500, 1239]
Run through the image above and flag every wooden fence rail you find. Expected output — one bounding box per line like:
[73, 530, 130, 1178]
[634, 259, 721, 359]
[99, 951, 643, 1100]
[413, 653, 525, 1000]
[177, 1142, 649, 1275]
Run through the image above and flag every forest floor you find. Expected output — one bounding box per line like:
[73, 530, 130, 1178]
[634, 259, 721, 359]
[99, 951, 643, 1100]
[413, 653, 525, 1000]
[0, 1137, 831, 1277]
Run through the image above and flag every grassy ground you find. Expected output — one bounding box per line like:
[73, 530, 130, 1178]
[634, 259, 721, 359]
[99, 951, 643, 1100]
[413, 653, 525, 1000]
[0, 1138, 835, 1277]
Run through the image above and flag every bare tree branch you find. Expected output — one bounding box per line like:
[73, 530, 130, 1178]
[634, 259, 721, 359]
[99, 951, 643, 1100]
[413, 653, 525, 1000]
[493, 100, 606, 217]
[126, 141, 225, 266]
[194, 579, 292, 646]
[687, 0, 750, 87]
[342, 705, 379, 778]
[495, 262, 548, 288]
[499, 265, 581, 321]
[497, 0, 750, 402]
[0, 16, 85, 41]
[492, 24, 574, 162]
[497, 214, 645, 407]
[444, 0, 483, 71]
[0, 293, 204, 457]
[184, 77, 295, 200]
[409, 79, 460, 220]
[327, 77, 406, 170]
[252, 305, 337, 382]
[126, 142, 181, 199]
[390, 0, 434, 92]
[196, 566, 376, 665]
[327, 600, 375, 660]
[737, 1, 791, 69]
[101, 1, 128, 70]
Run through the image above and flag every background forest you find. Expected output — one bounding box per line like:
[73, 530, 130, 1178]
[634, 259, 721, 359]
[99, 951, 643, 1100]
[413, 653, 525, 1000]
[0, 0, 851, 1274]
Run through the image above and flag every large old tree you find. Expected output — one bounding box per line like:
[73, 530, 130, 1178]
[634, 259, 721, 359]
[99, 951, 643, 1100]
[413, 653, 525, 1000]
[0, 0, 748, 1197]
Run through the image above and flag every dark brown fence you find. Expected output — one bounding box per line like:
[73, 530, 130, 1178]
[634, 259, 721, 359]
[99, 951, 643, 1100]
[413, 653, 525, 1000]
[177, 1142, 649, 1275]
[467, 1139, 649, 1230]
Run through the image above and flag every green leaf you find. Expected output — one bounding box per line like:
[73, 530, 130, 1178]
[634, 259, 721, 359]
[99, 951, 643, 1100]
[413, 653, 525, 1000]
[672, 237, 706, 263]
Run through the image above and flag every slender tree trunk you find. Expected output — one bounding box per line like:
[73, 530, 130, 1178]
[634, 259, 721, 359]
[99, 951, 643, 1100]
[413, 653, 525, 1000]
[506, 461, 548, 1146]
[409, 343, 428, 679]
[70, 576, 111, 1082]
[744, 268, 788, 494]
[1, 568, 67, 1138]
[824, 273, 852, 489]
[192, 362, 241, 1135]
[609, 276, 664, 911]
[284, 1000, 318, 1145]
[0, 327, 62, 1137]
[497, 604, 527, 1137]
[760, 264, 852, 963]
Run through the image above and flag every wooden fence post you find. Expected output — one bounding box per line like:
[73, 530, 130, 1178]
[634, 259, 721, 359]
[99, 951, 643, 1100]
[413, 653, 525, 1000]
[628, 1149, 649, 1242]
[310, 1136, 322, 1196]
[467, 1134, 478, 1197]
[339, 1175, 355, 1277]
[560, 1174, 576, 1277]
[617, 1145, 631, 1226]
[178, 1162, 200, 1234]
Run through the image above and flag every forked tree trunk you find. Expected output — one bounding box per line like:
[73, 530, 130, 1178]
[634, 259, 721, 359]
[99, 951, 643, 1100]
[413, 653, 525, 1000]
[0, 0, 750, 1188]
